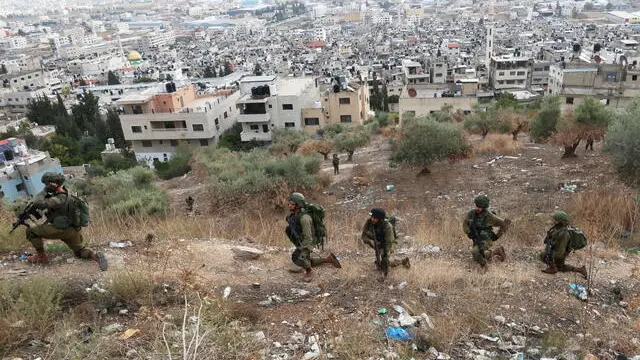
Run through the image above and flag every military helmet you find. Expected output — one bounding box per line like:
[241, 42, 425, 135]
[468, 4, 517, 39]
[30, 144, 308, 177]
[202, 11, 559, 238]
[552, 210, 570, 224]
[41, 172, 65, 185]
[288, 192, 306, 207]
[474, 195, 490, 209]
[369, 208, 386, 219]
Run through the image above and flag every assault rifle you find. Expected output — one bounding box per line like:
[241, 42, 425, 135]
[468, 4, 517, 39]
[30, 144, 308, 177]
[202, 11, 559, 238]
[10, 202, 41, 234]
[372, 229, 389, 277]
[543, 228, 554, 265]
[467, 217, 485, 262]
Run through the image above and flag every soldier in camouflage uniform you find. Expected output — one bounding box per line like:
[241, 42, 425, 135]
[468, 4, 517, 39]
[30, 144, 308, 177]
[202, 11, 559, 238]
[462, 195, 509, 269]
[286, 192, 341, 282]
[361, 208, 410, 280]
[25, 172, 108, 271]
[539, 211, 587, 278]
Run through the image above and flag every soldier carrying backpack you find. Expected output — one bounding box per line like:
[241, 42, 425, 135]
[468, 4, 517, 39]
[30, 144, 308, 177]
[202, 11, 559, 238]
[539, 211, 587, 279]
[19, 172, 108, 271]
[285, 192, 341, 282]
[361, 208, 410, 281]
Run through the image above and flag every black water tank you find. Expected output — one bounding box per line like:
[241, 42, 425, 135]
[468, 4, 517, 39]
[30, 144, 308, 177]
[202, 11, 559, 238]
[573, 44, 581, 53]
[165, 83, 173, 93]
[594, 43, 601, 53]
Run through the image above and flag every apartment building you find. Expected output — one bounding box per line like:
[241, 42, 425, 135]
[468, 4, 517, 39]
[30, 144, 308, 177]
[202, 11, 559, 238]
[428, 61, 447, 84]
[139, 30, 176, 52]
[488, 55, 532, 90]
[530, 60, 552, 91]
[0, 87, 48, 113]
[549, 57, 640, 110]
[1, 55, 41, 73]
[1, 70, 45, 91]
[0, 137, 64, 201]
[301, 76, 370, 134]
[0, 36, 27, 49]
[236, 75, 319, 142]
[402, 59, 430, 87]
[67, 55, 127, 80]
[117, 83, 241, 166]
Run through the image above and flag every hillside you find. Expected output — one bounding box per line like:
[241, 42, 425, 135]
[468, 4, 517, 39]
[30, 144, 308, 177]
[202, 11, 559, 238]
[1, 134, 639, 360]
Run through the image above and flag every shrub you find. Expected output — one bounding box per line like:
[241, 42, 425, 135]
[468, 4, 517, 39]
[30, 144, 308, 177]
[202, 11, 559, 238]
[331, 127, 371, 161]
[391, 117, 471, 175]
[605, 102, 640, 186]
[95, 167, 169, 216]
[268, 128, 308, 155]
[463, 108, 510, 138]
[551, 97, 611, 157]
[529, 96, 561, 141]
[475, 134, 522, 155]
[318, 123, 345, 138]
[155, 142, 192, 180]
[297, 139, 332, 160]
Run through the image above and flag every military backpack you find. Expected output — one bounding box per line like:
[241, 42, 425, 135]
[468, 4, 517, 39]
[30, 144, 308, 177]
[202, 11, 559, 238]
[66, 191, 91, 228]
[566, 225, 587, 251]
[302, 203, 326, 249]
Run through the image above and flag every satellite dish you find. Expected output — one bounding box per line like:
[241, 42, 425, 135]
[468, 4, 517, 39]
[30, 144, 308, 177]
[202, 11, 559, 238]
[408, 88, 417, 97]
[593, 55, 602, 64]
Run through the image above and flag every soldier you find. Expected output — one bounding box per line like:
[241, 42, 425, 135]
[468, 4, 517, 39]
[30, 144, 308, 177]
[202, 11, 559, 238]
[539, 211, 587, 278]
[285, 192, 341, 282]
[186, 196, 194, 212]
[462, 195, 509, 270]
[361, 208, 410, 280]
[585, 135, 594, 151]
[25, 172, 108, 271]
[332, 154, 340, 175]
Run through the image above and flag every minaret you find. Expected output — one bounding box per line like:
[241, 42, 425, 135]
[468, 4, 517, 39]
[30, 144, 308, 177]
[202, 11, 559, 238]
[485, 0, 495, 71]
[117, 34, 126, 64]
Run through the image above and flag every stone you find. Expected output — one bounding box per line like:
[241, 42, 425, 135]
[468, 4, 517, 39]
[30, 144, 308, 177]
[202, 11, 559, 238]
[102, 323, 123, 334]
[494, 315, 506, 324]
[582, 354, 599, 360]
[398, 313, 417, 327]
[253, 331, 266, 342]
[119, 309, 129, 315]
[302, 351, 320, 360]
[420, 313, 435, 329]
[231, 246, 264, 260]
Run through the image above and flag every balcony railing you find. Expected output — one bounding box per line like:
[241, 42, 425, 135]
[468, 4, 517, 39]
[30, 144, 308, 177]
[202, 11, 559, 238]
[151, 128, 188, 132]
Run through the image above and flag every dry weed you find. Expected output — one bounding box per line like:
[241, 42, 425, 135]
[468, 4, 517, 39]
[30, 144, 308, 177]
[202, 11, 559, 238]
[475, 134, 522, 156]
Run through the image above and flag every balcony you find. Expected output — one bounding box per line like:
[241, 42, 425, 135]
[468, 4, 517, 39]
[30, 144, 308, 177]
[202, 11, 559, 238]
[237, 113, 271, 123]
[241, 131, 272, 142]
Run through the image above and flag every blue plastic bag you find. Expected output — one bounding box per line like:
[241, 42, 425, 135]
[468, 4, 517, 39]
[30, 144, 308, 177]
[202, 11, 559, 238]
[568, 283, 588, 301]
[385, 327, 412, 341]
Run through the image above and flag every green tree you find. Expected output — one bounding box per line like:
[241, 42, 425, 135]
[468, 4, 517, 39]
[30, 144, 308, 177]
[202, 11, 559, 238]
[133, 77, 155, 83]
[331, 127, 371, 162]
[26, 96, 58, 126]
[370, 72, 383, 112]
[254, 62, 263, 76]
[382, 84, 389, 112]
[269, 128, 309, 155]
[155, 142, 192, 180]
[551, 97, 611, 157]
[204, 66, 215, 78]
[606, 2, 614, 10]
[72, 91, 106, 141]
[388, 94, 400, 104]
[107, 70, 121, 85]
[584, 1, 595, 10]
[105, 108, 127, 149]
[56, 92, 67, 116]
[297, 139, 332, 160]
[217, 123, 261, 151]
[391, 117, 471, 176]
[224, 61, 233, 76]
[605, 102, 640, 186]
[0, 64, 7, 74]
[529, 96, 561, 142]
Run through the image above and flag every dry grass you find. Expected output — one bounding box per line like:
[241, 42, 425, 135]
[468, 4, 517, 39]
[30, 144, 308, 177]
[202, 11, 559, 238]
[474, 134, 523, 156]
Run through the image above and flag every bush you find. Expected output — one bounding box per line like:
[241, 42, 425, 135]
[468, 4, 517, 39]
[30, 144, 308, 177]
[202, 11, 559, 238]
[155, 142, 192, 180]
[605, 102, 640, 186]
[268, 128, 309, 155]
[551, 97, 612, 157]
[391, 117, 471, 175]
[529, 96, 561, 141]
[193, 148, 322, 205]
[318, 123, 345, 138]
[95, 167, 169, 216]
[218, 123, 262, 151]
[331, 127, 371, 161]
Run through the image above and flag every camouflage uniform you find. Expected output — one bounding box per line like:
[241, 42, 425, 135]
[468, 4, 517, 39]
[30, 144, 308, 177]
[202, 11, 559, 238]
[462, 195, 508, 266]
[361, 216, 410, 270]
[539, 211, 587, 278]
[285, 192, 340, 281]
[25, 172, 107, 271]
[332, 154, 340, 175]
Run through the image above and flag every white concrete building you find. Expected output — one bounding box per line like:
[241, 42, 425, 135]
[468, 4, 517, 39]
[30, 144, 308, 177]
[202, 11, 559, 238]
[489, 55, 532, 90]
[236, 75, 319, 142]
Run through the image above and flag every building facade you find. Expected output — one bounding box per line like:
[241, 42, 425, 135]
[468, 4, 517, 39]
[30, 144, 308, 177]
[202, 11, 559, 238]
[489, 55, 532, 90]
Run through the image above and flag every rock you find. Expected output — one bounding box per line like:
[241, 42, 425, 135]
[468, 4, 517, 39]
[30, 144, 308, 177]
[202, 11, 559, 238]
[126, 349, 137, 357]
[398, 281, 408, 290]
[310, 342, 321, 353]
[231, 246, 264, 260]
[102, 323, 123, 334]
[292, 288, 310, 297]
[501, 281, 513, 288]
[583, 354, 599, 360]
[271, 354, 289, 360]
[291, 331, 305, 344]
[398, 313, 417, 327]
[383, 349, 399, 359]
[619, 301, 629, 308]
[436, 354, 451, 360]
[420, 313, 435, 329]
[421, 288, 438, 297]
[253, 331, 266, 342]
[302, 351, 320, 360]
[494, 315, 506, 324]
[273, 341, 282, 348]
[119, 309, 129, 315]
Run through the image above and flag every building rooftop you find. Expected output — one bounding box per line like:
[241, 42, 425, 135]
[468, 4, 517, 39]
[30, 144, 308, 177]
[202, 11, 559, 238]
[240, 75, 277, 83]
[276, 78, 313, 96]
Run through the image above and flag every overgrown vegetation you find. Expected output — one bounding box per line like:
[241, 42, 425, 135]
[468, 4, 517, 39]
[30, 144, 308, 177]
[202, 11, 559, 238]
[391, 116, 471, 175]
[529, 96, 561, 142]
[217, 123, 262, 152]
[268, 128, 309, 155]
[551, 97, 611, 157]
[605, 101, 640, 186]
[154, 142, 193, 180]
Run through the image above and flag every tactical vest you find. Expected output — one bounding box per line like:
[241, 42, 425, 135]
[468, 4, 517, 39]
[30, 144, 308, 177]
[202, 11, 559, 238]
[468, 209, 496, 240]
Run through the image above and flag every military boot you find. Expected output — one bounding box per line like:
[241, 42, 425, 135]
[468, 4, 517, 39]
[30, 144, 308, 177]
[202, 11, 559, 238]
[326, 253, 342, 268]
[27, 250, 49, 264]
[577, 265, 588, 279]
[541, 262, 558, 274]
[493, 246, 506, 262]
[401, 257, 411, 269]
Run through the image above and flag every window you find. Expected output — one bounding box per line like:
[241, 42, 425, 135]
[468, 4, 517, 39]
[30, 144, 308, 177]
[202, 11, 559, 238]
[262, 124, 269, 132]
[497, 80, 504, 85]
[192, 124, 204, 131]
[498, 72, 504, 76]
[340, 115, 352, 123]
[170, 140, 178, 147]
[633, 75, 638, 81]
[284, 122, 295, 128]
[517, 71, 525, 76]
[516, 80, 524, 84]
[142, 140, 152, 147]
[509, 71, 516, 76]
[406, 111, 416, 117]
[606, 73, 618, 82]
[214, 118, 219, 125]
[223, 111, 228, 118]
[339, 97, 351, 104]
[199, 139, 209, 146]
[282, 104, 294, 110]
[304, 117, 320, 126]
[544, 66, 550, 71]
[16, 183, 26, 192]
[250, 125, 259, 131]
[506, 80, 515, 84]
[566, 97, 574, 104]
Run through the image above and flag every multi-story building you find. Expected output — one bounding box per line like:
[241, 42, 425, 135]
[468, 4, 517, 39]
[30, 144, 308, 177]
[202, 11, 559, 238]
[530, 60, 552, 91]
[402, 59, 430, 87]
[301, 76, 370, 134]
[1, 70, 45, 91]
[548, 57, 640, 110]
[429, 61, 448, 84]
[0, 137, 64, 201]
[0, 87, 48, 114]
[117, 82, 241, 166]
[139, 30, 176, 52]
[235, 75, 319, 142]
[67, 55, 127, 81]
[488, 55, 532, 90]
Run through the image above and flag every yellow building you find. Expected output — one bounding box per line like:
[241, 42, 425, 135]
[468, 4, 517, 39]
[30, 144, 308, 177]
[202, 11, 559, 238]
[302, 80, 370, 134]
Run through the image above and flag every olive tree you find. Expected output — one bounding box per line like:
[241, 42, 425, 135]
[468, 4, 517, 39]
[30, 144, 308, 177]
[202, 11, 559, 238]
[605, 102, 640, 186]
[551, 97, 611, 157]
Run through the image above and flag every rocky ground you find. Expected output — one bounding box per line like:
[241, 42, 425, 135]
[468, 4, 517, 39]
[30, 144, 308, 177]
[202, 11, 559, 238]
[1, 135, 640, 360]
